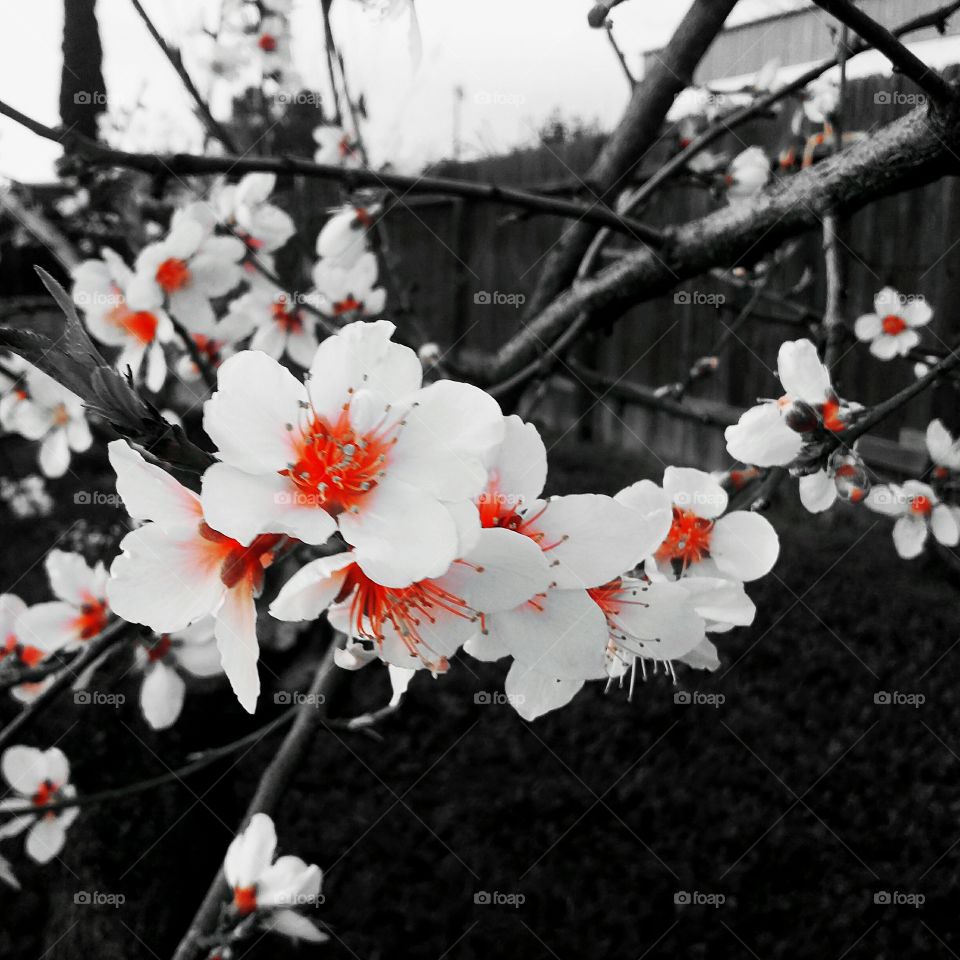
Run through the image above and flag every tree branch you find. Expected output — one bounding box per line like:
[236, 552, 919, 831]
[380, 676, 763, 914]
[812, 0, 957, 104]
[467, 101, 960, 384]
[127, 0, 239, 152]
[0, 100, 663, 244]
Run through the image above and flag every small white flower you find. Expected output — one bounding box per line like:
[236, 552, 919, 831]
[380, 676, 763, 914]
[312, 252, 386, 319]
[865, 480, 959, 559]
[725, 146, 770, 203]
[223, 813, 326, 942]
[854, 288, 931, 360]
[313, 126, 362, 168]
[927, 419, 960, 476]
[0, 746, 78, 864]
[223, 287, 319, 367]
[215, 173, 295, 254]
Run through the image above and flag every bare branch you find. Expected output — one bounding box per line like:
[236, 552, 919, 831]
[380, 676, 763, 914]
[0, 100, 663, 244]
[812, 0, 957, 104]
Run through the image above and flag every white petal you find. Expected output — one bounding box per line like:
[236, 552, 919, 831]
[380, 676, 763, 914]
[307, 320, 421, 422]
[257, 856, 321, 907]
[108, 440, 202, 532]
[926, 419, 960, 469]
[864, 484, 907, 516]
[662, 466, 728, 519]
[485, 415, 548, 502]
[777, 339, 831, 402]
[2, 745, 45, 794]
[214, 585, 261, 713]
[853, 314, 881, 341]
[677, 638, 720, 671]
[201, 464, 336, 547]
[107, 525, 225, 633]
[892, 514, 927, 559]
[725, 403, 802, 467]
[224, 812, 276, 888]
[527, 494, 666, 589]
[203, 351, 306, 474]
[16, 602, 81, 654]
[870, 335, 900, 361]
[609, 580, 705, 661]
[388, 380, 504, 502]
[140, 662, 187, 729]
[680, 577, 756, 628]
[39, 429, 71, 477]
[903, 299, 932, 327]
[486, 588, 609, 680]
[270, 553, 355, 621]
[614, 479, 672, 519]
[931, 504, 959, 546]
[264, 910, 328, 943]
[798, 470, 837, 513]
[26, 818, 67, 864]
[339, 478, 459, 588]
[710, 511, 779, 581]
[437, 528, 552, 613]
[45, 550, 99, 605]
[503, 662, 584, 720]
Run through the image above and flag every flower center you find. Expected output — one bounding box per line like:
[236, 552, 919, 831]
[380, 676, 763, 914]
[52, 403, 71, 427]
[156, 258, 191, 293]
[910, 495, 933, 515]
[333, 296, 364, 316]
[32, 779, 57, 807]
[881, 314, 907, 336]
[337, 563, 475, 670]
[198, 523, 283, 593]
[272, 300, 303, 333]
[73, 596, 109, 641]
[285, 409, 396, 515]
[108, 301, 159, 344]
[233, 885, 258, 916]
[655, 507, 713, 567]
[147, 634, 173, 663]
[258, 33, 278, 52]
[820, 398, 844, 432]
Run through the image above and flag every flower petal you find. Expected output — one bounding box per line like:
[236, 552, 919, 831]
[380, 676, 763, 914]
[503, 662, 584, 721]
[140, 661, 187, 730]
[710, 511, 779, 581]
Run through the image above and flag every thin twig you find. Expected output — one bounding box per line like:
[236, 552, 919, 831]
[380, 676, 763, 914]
[127, 0, 239, 152]
[0, 100, 663, 245]
[812, 0, 956, 103]
[0, 620, 128, 752]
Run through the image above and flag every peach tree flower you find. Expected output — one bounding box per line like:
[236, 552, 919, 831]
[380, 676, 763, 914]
[0, 594, 56, 704]
[854, 288, 932, 360]
[926, 419, 960, 478]
[312, 252, 386, 320]
[223, 813, 326, 943]
[313, 126, 362, 168]
[10, 367, 92, 478]
[17, 551, 109, 654]
[316, 204, 378, 268]
[725, 146, 770, 203]
[865, 480, 959, 559]
[106, 440, 287, 713]
[271, 527, 551, 673]
[0, 746, 78, 864]
[136, 618, 222, 730]
[215, 173, 295, 254]
[725, 339, 860, 469]
[200, 320, 504, 587]
[72, 248, 174, 393]
[223, 286, 319, 367]
[126, 203, 246, 332]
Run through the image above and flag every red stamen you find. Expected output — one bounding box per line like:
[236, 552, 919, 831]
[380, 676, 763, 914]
[333, 296, 363, 316]
[73, 596, 109, 641]
[911, 495, 933, 515]
[272, 300, 303, 333]
[147, 634, 173, 663]
[881, 314, 907, 336]
[655, 507, 713, 566]
[198, 523, 283, 593]
[258, 33, 278, 52]
[233, 885, 258, 915]
[156, 258, 191, 293]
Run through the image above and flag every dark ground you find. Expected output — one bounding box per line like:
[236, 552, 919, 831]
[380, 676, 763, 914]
[2, 430, 960, 959]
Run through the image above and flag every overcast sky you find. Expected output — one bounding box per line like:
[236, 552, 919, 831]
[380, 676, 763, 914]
[0, 0, 807, 182]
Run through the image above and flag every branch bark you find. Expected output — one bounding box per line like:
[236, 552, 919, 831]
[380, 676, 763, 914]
[522, 0, 738, 318]
[468, 101, 960, 384]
